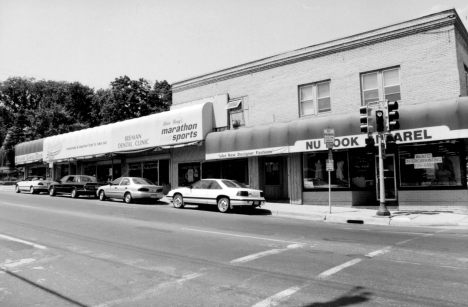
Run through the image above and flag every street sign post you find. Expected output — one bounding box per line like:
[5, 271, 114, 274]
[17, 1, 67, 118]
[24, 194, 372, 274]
[324, 129, 335, 149]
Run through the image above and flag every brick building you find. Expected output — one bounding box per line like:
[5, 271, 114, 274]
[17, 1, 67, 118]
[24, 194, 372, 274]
[171, 9, 468, 212]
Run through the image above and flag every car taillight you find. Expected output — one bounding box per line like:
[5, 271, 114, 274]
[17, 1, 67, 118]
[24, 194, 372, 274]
[156, 188, 163, 193]
[260, 192, 264, 197]
[138, 188, 149, 192]
[236, 191, 249, 197]
[38, 182, 44, 186]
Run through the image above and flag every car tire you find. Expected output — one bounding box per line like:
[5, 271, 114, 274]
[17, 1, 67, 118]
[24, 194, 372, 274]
[173, 194, 184, 208]
[99, 190, 106, 201]
[15, 185, 21, 193]
[30, 186, 36, 194]
[217, 197, 230, 213]
[49, 186, 56, 196]
[124, 192, 132, 204]
[71, 188, 79, 198]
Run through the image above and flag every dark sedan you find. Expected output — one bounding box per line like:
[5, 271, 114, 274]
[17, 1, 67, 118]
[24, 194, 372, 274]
[49, 175, 104, 198]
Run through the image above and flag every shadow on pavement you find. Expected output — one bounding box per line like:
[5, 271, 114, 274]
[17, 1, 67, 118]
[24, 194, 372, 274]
[302, 286, 372, 307]
[392, 210, 453, 215]
[180, 204, 272, 216]
[2, 269, 89, 307]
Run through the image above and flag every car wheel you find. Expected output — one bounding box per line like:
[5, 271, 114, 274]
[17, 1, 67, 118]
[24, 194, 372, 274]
[124, 192, 132, 204]
[30, 186, 36, 194]
[99, 190, 106, 201]
[49, 186, 56, 196]
[217, 197, 230, 213]
[71, 188, 79, 198]
[173, 194, 184, 208]
[15, 185, 21, 193]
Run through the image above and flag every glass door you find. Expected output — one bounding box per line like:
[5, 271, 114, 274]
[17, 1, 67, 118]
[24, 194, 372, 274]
[375, 154, 397, 201]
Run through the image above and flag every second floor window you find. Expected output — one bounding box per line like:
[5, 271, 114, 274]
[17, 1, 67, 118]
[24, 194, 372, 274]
[361, 68, 401, 105]
[299, 81, 331, 116]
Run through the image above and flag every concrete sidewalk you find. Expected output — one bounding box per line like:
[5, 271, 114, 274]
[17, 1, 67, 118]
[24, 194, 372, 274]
[263, 202, 468, 227]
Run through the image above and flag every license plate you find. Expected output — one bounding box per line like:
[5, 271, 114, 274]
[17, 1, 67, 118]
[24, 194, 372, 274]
[253, 201, 260, 205]
[151, 194, 157, 198]
[87, 186, 95, 190]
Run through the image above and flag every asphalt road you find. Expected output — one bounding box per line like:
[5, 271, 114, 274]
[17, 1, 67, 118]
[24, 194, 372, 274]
[0, 190, 467, 307]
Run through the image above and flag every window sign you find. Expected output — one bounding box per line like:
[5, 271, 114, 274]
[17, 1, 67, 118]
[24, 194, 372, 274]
[399, 142, 462, 187]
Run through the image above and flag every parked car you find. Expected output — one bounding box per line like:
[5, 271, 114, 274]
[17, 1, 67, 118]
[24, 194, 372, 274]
[97, 177, 165, 203]
[49, 175, 104, 198]
[166, 179, 265, 213]
[15, 176, 56, 194]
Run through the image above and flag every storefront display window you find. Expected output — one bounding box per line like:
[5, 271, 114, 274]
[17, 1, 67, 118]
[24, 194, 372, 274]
[202, 159, 249, 184]
[159, 160, 170, 189]
[303, 151, 349, 189]
[265, 159, 280, 185]
[84, 164, 96, 176]
[350, 152, 375, 189]
[143, 162, 158, 184]
[178, 162, 200, 186]
[128, 163, 142, 178]
[399, 141, 463, 187]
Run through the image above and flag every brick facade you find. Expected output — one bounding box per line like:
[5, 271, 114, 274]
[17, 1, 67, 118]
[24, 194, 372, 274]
[172, 10, 468, 211]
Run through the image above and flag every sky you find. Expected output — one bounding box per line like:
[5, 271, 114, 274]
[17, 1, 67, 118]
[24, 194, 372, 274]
[1, 0, 468, 90]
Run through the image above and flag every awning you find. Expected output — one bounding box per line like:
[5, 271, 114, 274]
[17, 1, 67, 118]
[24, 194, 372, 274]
[41, 102, 213, 162]
[14, 139, 44, 165]
[206, 97, 468, 160]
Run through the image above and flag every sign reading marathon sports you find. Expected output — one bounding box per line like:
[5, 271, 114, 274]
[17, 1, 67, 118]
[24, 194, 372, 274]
[206, 146, 288, 160]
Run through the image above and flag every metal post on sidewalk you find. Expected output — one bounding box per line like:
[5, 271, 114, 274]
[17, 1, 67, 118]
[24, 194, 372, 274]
[377, 134, 390, 216]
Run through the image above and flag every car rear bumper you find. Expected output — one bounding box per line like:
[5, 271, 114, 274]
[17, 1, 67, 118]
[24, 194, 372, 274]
[230, 198, 266, 207]
[132, 191, 164, 200]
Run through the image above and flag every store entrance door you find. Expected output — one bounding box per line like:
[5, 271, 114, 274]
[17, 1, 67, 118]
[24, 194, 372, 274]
[263, 156, 288, 201]
[375, 154, 397, 201]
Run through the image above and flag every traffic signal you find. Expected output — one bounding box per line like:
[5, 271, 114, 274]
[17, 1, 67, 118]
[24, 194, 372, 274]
[387, 101, 400, 131]
[365, 135, 375, 154]
[360, 105, 373, 134]
[375, 110, 385, 132]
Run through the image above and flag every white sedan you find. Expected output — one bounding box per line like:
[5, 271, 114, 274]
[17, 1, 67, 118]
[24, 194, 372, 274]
[166, 179, 265, 213]
[15, 176, 56, 194]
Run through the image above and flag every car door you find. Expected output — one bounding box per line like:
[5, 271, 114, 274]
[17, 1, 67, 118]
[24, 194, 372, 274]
[62, 176, 76, 193]
[184, 180, 209, 204]
[18, 177, 31, 190]
[115, 177, 131, 199]
[106, 177, 123, 198]
[206, 180, 223, 205]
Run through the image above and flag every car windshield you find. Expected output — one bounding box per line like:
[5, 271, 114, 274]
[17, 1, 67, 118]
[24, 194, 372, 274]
[132, 178, 155, 185]
[221, 180, 248, 188]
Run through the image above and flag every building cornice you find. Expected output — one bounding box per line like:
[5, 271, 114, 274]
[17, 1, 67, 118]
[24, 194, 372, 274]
[173, 10, 460, 93]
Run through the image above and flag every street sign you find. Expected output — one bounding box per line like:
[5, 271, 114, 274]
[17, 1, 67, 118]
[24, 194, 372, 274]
[326, 159, 334, 171]
[324, 129, 335, 148]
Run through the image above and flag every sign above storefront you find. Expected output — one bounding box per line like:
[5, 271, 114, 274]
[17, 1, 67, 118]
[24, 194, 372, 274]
[206, 146, 288, 160]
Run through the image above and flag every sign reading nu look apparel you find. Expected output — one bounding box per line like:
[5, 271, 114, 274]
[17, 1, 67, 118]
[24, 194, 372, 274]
[111, 103, 213, 153]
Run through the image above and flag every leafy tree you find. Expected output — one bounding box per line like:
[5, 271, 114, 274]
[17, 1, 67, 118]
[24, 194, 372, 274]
[150, 80, 172, 112]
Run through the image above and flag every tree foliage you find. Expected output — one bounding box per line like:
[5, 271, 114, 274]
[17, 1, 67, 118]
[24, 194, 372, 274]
[0, 76, 172, 149]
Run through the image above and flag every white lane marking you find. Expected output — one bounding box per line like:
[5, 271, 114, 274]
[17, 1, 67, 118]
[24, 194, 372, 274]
[365, 246, 392, 258]
[181, 228, 303, 244]
[396, 233, 435, 245]
[231, 244, 304, 264]
[317, 258, 362, 279]
[252, 286, 302, 307]
[94, 272, 205, 307]
[1, 258, 36, 268]
[0, 234, 47, 250]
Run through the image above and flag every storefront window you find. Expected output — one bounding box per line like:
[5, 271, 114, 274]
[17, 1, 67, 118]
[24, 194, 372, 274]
[159, 159, 170, 188]
[143, 162, 158, 184]
[84, 164, 96, 176]
[350, 152, 375, 189]
[265, 159, 281, 185]
[399, 141, 463, 187]
[202, 159, 249, 184]
[178, 162, 201, 186]
[128, 163, 142, 178]
[303, 151, 350, 189]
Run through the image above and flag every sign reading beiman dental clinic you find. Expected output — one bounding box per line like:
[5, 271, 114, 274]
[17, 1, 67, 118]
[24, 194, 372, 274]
[111, 103, 212, 153]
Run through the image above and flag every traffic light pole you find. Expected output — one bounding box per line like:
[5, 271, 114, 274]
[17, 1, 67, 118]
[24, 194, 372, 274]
[376, 134, 390, 216]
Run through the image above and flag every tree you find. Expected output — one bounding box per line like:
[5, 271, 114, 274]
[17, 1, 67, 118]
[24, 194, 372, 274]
[150, 80, 172, 112]
[99, 76, 153, 125]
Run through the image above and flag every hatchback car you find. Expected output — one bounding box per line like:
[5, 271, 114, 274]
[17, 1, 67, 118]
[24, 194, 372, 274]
[97, 177, 164, 203]
[166, 179, 265, 213]
[15, 176, 56, 194]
